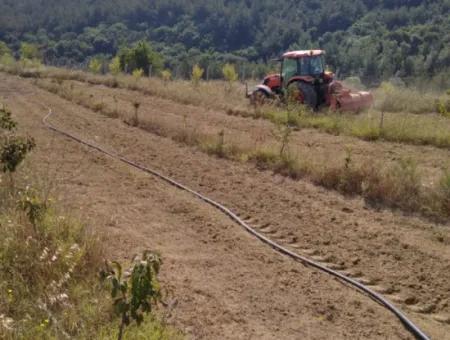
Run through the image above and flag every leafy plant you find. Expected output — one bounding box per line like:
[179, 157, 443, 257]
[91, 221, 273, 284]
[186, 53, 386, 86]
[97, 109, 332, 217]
[0, 53, 15, 67]
[0, 105, 17, 131]
[160, 69, 172, 85]
[272, 112, 293, 157]
[89, 58, 103, 74]
[222, 63, 238, 91]
[437, 99, 450, 118]
[19, 42, 40, 61]
[102, 251, 162, 340]
[0, 106, 35, 174]
[17, 187, 47, 228]
[0, 41, 11, 56]
[191, 64, 204, 86]
[0, 136, 35, 173]
[109, 56, 122, 76]
[132, 68, 144, 81]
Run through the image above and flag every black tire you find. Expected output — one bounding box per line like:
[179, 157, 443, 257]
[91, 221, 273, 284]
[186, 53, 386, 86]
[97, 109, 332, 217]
[297, 82, 318, 109]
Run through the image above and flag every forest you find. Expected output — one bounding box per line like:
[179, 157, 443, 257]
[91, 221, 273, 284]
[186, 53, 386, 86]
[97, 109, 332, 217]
[0, 0, 450, 86]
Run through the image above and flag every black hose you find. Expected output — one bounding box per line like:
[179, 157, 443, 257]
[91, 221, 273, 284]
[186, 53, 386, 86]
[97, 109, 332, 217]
[42, 109, 430, 340]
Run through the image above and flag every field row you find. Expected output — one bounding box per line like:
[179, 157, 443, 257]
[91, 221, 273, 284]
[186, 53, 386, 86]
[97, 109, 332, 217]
[33, 76, 450, 220]
[4, 64, 450, 150]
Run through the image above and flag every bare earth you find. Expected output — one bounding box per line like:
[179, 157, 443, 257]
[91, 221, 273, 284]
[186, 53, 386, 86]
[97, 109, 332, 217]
[1, 72, 450, 339]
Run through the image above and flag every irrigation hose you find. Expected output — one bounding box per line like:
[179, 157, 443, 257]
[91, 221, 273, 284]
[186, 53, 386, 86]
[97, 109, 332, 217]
[42, 108, 430, 340]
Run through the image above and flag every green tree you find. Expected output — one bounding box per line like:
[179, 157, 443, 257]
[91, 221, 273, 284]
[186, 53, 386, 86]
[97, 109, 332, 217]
[118, 41, 163, 76]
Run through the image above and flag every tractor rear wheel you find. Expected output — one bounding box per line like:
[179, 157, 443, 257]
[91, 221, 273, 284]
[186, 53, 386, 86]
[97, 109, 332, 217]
[288, 81, 318, 109]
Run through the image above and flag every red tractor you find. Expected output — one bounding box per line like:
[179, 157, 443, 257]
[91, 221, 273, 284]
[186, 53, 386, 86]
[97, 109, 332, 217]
[248, 50, 373, 112]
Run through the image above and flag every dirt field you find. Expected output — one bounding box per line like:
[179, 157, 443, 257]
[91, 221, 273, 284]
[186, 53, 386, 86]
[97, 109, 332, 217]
[1, 72, 449, 339]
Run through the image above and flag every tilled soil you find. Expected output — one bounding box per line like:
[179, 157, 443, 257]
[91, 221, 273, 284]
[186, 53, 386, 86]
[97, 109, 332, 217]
[2, 73, 449, 339]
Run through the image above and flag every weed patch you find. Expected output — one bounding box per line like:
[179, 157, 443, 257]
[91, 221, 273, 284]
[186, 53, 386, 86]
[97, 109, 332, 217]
[0, 107, 180, 339]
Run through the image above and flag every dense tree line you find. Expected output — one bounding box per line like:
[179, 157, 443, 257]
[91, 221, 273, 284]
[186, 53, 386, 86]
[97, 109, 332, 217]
[0, 0, 449, 85]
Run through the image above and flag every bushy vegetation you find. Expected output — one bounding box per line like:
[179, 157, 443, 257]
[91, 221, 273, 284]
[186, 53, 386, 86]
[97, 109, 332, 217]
[0, 106, 179, 339]
[0, 1, 449, 86]
[118, 41, 163, 76]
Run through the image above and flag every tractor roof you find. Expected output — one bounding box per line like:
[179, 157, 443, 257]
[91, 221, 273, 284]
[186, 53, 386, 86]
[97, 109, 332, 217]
[282, 50, 324, 58]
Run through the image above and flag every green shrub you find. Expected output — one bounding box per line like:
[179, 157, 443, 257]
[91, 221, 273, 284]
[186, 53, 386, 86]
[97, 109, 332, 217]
[222, 63, 238, 91]
[191, 64, 204, 86]
[89, 58, 103, 74]
[109, 57, 122, 76]
[0, 106, 35, 174]
[19, 42, 41, 61]
[160, 69, 172, 85]
[101, 251, 162, 340]
[132, 68, 144, 81]
[0, 108, 177, 339]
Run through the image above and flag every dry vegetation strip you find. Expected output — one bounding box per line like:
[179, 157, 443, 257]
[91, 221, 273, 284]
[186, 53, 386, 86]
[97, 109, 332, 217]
[3, 65, 450, 150]
[0, 104, 180, 340]
[33, 78, 450, 221]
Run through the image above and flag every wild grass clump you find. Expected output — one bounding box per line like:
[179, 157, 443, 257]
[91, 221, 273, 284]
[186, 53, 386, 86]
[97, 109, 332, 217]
[200, 130, 244, 160]
[311, 159, 368, 195]
[374, 82, 441, 114]
[435, 170, 450, 217]
[363, 159, 421, 211]
[0, 186, 104, 339]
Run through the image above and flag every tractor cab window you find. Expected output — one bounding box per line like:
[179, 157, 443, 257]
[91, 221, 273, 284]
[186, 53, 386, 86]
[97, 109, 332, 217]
[281, 58, 298, 85]
[299, 56, 324, 76]
[282, 55, 325, 84]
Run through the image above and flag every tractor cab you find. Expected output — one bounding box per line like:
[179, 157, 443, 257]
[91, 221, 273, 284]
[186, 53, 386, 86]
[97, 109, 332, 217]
[249, 49, 373, 112]
[280, 50, 327, 87]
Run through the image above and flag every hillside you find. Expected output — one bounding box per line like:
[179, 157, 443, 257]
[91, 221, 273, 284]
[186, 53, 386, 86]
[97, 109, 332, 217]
[1, 0, 450, 84]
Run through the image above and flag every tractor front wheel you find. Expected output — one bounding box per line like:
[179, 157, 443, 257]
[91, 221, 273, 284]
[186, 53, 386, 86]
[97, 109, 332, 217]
[250, 89, 271, 107]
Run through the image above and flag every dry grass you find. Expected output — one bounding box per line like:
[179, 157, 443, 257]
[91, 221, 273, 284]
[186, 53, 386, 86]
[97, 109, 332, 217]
[0, 108, 180, 339]
[0, 176, 180, 340]
[373, 82, 449, 115]
[33, 78, 450, 220]
[0, 171, 103, 339]
[265, 108, 450, 148]
[2, 64, 250, 113]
